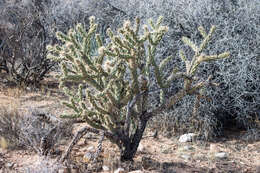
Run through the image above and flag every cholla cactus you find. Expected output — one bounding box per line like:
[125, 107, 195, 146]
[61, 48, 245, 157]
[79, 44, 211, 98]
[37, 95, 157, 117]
[47, 16, 229, 161]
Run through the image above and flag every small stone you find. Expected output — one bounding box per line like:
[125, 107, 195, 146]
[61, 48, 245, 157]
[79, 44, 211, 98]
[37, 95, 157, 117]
[114, 167, 125, 173]
[102, 165, 110, 171]
[26, 87, 32, 91]
[215, 152, 228, 159]
[138, 143, 145, 152]
[179, 133, 197, 143]
[180, 154, 191, 161]
[6, 162, 14, 168]
[87, 146, 95, 151]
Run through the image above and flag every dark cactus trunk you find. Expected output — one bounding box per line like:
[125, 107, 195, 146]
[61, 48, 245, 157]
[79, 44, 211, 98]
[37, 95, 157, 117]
[120, 116, 149, 161]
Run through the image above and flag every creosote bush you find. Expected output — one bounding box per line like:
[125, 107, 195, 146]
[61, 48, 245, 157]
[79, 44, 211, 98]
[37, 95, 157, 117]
[47, 16, 229, 161]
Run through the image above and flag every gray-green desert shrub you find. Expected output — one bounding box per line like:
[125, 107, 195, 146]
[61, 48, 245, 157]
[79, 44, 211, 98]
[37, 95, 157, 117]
[107, 0, 260, 137]
[0, 2, 55, 86]
[47, 16, 229, 161]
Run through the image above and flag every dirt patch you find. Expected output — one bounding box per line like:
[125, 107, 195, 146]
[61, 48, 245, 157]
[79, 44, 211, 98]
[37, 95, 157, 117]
[1, 131, 260, 172]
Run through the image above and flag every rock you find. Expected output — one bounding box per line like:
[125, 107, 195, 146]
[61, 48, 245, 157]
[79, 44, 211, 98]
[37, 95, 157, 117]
[102, 165, 110, 171]
[114, 167, 125, 173]
[180, 154, 191, 161]
[179, 133, 197, 143]
[138, 143, 145, 152]
[5, 162, 14, 169]
[87, 146, 95, 151]
[215, 152, 228, 159]
[26, 87, 32, 91]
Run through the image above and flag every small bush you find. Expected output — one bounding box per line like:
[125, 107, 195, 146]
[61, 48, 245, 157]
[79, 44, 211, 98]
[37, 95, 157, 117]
[0, 106, 73, 154]
[0, 105, 21, 148]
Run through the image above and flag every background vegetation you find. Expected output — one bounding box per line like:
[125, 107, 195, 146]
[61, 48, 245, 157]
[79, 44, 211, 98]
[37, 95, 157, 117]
[0, 0, 259, 169]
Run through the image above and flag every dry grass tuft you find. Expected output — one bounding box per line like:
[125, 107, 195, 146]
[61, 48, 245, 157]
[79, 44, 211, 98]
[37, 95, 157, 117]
[0, 105, 22, 149]
[0, 105, 73, 153]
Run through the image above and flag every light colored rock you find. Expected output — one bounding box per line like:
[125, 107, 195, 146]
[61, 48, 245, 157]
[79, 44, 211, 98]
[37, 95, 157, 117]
[6, 162, 14, 168]
[138, 143, 145, 152]
[114, 168, 125, 173]
[180, 154, 191, 161]
[179, 133, 197, 143]
[215, 152, 228, 159]
[102, 165, 110, 171]
[87, 146, 95, 151]
[26, 87, 32, 91]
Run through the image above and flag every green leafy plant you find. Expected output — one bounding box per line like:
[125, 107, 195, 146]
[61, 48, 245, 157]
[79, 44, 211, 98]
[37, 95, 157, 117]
[47, 16, 229, 161]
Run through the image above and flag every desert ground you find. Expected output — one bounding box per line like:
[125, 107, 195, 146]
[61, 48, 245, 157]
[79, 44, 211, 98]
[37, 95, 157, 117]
[0, 74, 259, 173]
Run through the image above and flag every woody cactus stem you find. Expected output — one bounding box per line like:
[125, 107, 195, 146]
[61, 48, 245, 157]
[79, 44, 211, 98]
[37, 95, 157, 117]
[47, 16, 230, 161]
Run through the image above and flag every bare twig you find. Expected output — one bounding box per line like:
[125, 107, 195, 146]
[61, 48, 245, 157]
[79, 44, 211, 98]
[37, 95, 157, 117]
[59, 126, 115, 163]
[92, 131, 105, 163]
